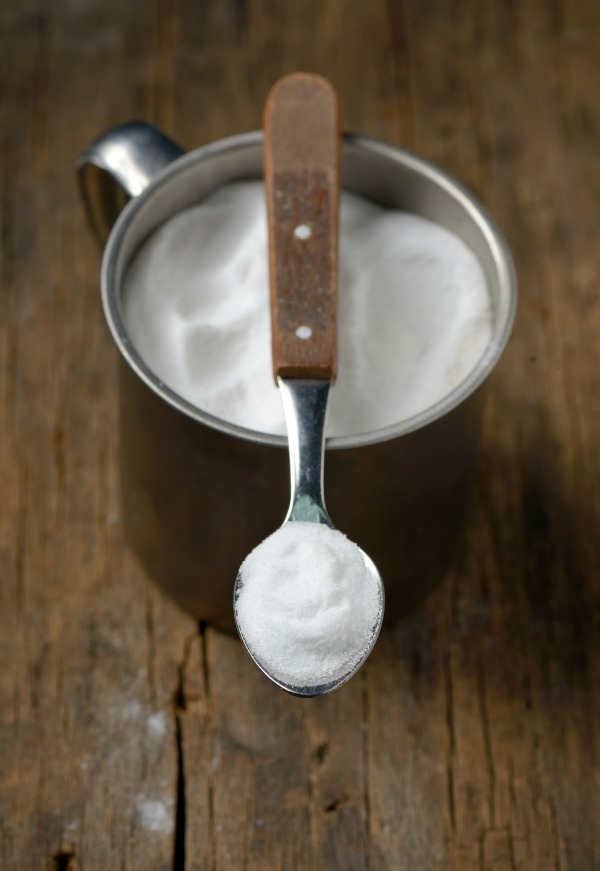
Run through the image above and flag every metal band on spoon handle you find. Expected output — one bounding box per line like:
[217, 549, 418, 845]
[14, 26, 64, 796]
[263, 72, 341, 381]
[278, 377, 332, 526]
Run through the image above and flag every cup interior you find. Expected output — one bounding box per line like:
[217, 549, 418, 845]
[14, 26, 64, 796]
[102, 132, 516, 449]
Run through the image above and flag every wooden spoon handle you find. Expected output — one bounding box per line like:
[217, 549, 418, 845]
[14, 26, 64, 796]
[264, 73, 340, 381]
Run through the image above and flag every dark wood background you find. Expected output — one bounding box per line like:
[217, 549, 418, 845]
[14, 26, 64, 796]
[1, 0, 598, 868]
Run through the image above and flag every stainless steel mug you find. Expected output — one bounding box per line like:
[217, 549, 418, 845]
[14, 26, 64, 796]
[78, 122, 516, 632]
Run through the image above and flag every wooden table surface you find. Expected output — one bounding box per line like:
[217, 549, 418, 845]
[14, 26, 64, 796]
[1, 1, 599, 868]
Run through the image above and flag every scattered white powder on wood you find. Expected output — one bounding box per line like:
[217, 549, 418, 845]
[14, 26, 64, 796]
[234, 522, 382, 689]
[122, 181, 492, 437]
[135, 798, 174, 834]
[147, 711, 168, 739]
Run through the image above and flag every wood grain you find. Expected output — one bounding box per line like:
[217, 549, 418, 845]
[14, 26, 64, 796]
[1, 0, 599, 868]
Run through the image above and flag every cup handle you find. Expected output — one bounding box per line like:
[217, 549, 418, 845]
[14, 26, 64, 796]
[76, 121, 185, 244]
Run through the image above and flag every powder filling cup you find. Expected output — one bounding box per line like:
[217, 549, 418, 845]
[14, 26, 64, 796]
[77, 121, 516, 632]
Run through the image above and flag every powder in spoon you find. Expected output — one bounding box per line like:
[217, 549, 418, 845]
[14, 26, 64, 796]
[234, 522, 383, 690]
[122, 181, 492, 437]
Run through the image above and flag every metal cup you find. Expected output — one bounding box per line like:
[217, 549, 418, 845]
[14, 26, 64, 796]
[78, 122, 516, 632]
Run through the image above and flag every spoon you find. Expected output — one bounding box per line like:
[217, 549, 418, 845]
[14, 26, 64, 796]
[233, 72, 385, 697]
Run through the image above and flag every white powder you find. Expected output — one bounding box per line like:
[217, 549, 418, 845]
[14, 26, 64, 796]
[234, 522, 382, 688]
[122, 181, 492, 437]
[135, 798, 174, 835]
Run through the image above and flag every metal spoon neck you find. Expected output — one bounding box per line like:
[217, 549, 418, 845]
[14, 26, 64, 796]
[278, 377, 332, 526]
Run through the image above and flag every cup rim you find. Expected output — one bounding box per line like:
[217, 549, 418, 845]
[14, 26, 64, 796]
[101, 130, 517, 450]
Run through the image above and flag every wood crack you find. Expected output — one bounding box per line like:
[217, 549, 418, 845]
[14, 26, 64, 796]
[145, 590, 157, 709]
[443, 647, 457, 834]
[199, 623, 217, 871]
[477, 659, 496, 828]
[303, 703, 316, 871]
[52, 849, 77, 871]
[361, 669, 371, 871]
[172, 712, 186, 871]
[548, 795, 563, 871]
[173, 625, 210, 871]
